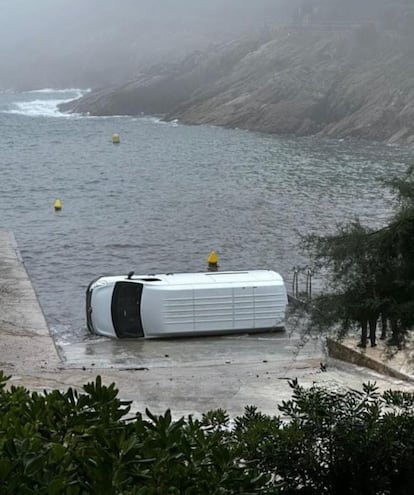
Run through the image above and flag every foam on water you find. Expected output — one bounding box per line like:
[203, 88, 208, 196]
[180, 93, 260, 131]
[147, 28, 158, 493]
[26, 88, 90, 94]
[2, 88, 87, 118]
[5, 98, 78, 117]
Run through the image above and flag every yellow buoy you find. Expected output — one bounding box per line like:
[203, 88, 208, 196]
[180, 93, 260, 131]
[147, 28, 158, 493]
[207, 251, 218, 264]
[54, 199, 62, 211]
[207, 250, 219, 271]
[112, 133, 120, 144]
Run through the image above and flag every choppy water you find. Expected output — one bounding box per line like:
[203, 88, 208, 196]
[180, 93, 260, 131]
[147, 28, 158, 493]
[1, 89, 413, 348]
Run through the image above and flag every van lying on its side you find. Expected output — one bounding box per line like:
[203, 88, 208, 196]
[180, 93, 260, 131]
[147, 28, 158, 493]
[86, 270, 288, 339]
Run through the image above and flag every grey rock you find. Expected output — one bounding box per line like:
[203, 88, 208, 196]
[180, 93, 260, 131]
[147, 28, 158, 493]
[61, 26, 414, 146]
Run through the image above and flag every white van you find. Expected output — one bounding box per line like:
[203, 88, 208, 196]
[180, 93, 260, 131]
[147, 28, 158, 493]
[86, 270, 288, 339]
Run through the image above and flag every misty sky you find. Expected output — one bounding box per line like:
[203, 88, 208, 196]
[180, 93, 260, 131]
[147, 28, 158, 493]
[0, 0, 294, 90]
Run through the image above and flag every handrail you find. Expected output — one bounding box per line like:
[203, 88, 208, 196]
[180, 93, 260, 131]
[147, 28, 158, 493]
[291, 266, 312, 301]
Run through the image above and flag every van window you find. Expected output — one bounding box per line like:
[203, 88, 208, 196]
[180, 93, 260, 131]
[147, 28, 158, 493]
[111, 282, 144, 338]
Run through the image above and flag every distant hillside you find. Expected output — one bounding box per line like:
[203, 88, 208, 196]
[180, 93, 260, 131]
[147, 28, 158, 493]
[61, 1, 414, 145]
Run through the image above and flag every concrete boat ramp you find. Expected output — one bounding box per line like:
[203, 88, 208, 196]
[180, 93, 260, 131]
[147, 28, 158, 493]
[1, 230, 413, 417]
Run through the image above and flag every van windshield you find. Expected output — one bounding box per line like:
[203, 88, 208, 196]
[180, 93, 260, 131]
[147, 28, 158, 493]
[111, 282, 144, 338]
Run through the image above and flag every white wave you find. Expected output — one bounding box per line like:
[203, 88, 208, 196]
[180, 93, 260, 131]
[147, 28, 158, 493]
[137, 116, 180, 127]
[26, 88, 91, 94]
[136, 115, 163, 124]
[4, 97, 79, 118]
[2, 89, 88, 118]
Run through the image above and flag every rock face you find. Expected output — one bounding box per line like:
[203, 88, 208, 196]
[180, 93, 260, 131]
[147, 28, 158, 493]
[61, 25, 414, 146]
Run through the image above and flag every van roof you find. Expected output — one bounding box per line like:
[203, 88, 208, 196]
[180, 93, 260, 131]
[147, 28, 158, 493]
[126, 270, 284, 286]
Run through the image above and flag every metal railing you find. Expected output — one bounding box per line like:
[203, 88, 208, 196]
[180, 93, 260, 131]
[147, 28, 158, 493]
[291, 266, 313, 301]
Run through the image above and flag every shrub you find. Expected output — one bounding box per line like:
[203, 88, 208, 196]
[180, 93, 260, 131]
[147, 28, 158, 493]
[1, 372, 414, 494]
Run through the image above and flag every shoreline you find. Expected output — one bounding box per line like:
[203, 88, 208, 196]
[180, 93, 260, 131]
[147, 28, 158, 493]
[1, 230, 413, 417]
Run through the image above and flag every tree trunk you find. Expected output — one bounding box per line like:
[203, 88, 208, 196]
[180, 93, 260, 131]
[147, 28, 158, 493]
[369, 318, 377, 347]
[390, 319, 401, 346]
[380, 314, 387, 340]
[359, 320, 368, 348]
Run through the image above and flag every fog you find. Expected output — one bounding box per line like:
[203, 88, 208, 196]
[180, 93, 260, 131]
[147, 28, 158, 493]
[0, 0, 295, 90]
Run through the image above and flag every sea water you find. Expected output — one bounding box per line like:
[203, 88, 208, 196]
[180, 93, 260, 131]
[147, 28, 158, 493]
[0, 89, 412, 348]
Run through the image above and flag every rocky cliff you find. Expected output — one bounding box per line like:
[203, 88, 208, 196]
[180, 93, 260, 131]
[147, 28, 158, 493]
[61, 20, 414, 146]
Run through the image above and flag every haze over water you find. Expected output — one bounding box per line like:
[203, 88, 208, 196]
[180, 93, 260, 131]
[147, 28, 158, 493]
[1, 89, 413, 350]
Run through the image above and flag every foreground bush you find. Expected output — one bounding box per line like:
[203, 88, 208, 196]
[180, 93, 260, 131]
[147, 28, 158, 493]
[1, 372, 414, 494]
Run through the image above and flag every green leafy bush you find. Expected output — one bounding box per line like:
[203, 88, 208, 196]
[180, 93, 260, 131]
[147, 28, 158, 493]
[1, 372, 414, 494]
[304, 167, 414, 347]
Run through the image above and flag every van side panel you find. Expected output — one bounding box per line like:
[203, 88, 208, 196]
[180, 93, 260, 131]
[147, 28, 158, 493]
[194, 288, 233, 332]
[162, 289, 195, 332]
[233, 286, 254, 329]
[253, 284, 286, 329]
[141, 281, 287, 338]
[141, 288, 195, 335]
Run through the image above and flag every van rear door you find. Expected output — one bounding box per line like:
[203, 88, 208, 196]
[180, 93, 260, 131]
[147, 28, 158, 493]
[111, 282, 144, 338]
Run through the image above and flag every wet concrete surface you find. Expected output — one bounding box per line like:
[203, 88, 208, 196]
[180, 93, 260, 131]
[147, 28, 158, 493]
[0, 231, 60, 373]
[1, 230, 414, 418]
[58, 331, 317, 369]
